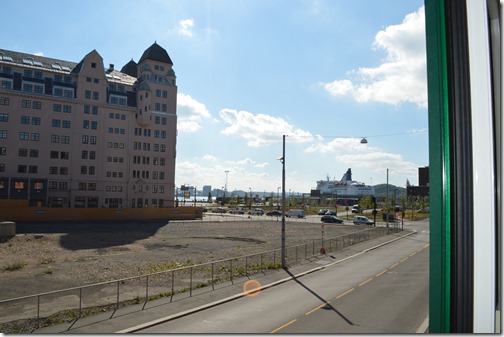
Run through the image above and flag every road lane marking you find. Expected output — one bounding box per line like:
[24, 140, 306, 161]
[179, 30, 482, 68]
[401, 257, 408, 262]
[376, 269, 387, 277]
[358, 278, 373, 287]
[409, 252, 416, 257]
[389, 262, 399, 269]
[305, 302, 330, 315]
[270, 319, 297, 333]
[336, 288, 354, 299]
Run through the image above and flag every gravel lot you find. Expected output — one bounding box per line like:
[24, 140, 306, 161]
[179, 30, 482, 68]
[0, 216, 364, 301]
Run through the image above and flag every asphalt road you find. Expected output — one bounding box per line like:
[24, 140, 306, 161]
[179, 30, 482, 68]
[138, 220, 429, 333]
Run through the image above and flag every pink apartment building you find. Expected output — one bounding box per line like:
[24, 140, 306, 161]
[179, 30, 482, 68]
[0, 42, 177, 208]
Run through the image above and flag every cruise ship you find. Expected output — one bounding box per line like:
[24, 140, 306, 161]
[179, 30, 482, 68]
[315, 168, 375, 198]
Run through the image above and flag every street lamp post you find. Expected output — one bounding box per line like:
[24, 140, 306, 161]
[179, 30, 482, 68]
[224, 170, 229, 206]
[280, 135, 286, 269]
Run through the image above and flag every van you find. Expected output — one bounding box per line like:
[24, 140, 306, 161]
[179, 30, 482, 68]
[285, 209, 305, 218]
[230, 207, 245, 214]
[353, 216, 374, 225]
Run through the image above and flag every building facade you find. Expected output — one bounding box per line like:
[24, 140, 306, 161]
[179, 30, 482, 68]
[0, 42, 177, 208]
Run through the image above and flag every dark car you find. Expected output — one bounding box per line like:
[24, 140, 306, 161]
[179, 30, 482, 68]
[318, 209, 329, 215]
[266, 210, 283, 216]
[324, 210, 337, 216]
[321, 215, 344, 223]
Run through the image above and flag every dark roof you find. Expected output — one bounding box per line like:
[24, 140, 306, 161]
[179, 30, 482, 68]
[121, 59, 137, 77]
[138, 42, 173, 65]
[0, 48, 77, 73]
[0, 48, 137, 85]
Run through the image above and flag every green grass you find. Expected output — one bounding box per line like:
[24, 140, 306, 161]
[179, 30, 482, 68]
[2, 261, 27, 271]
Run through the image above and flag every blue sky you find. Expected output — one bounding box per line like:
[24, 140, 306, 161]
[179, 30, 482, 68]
[2, 0, 428, 193]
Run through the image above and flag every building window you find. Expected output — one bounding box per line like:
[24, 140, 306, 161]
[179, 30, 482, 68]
[18, 148, 28, 157]
[49, 166, 58, 174]
[31, 117, 41, 125]
[89, 166, 95, 175]
[91, 121, 97, 129]
[29, 165, 37, 173]
[82, 135, 89, 144]
[17, 165, 27, 173]
[75, 197, 86, 208]
[33, 101, 42, 109]
[23, 83, 33, 93]
[53, 104, 62, 112]
[84, 105, 90, 114]
[83, 120, 89, 129]
[0, 130, 6, 138]
[85, 90, 91, 99]
[59, 182, 68, 190]
[79, 182, 87, 190]
[90, 136, 97, 144]
[90, 151, 96, 160]
[81, 166, 87, 174]
[30, 133, 40, 141]
[92, 91, 99, 100]
[52, 119, 61, 127]
[20, 132, 29, 140]
[62, 120, 71, 128]
[22, 100, 31, 108]
[81, 150, 88, 159]
[21, 116, 30, 124]
[50, 151, 59, 159]
[0, 97, 10, 105]
[54, 88, 63, 96]
[63, 105, 72, 113]
[59, 167, 68, 175]
[51, 135, 60, 143]
[29, 149, 38, 157]
[61, 136, 70, 144]
[61, 152, 69, 159]
[0, 147, 5, 155]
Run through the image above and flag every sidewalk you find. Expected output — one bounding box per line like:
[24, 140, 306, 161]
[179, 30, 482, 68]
[34, 230, 417, 334]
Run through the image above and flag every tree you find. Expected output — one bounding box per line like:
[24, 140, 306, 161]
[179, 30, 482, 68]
[269, 192, 274, 207]
[359, 195, 374, 211]
[207, 192, 213, 204]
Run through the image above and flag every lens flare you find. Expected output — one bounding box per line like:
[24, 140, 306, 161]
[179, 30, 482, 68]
[243, 279, 261, 297]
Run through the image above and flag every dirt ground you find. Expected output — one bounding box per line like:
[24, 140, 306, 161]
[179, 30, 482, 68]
[0, 218, 363, 301]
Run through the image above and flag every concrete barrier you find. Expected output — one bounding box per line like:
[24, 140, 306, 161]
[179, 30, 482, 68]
[0, 220, 15, 238]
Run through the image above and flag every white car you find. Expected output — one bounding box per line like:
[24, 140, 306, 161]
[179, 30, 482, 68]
[248, 208, 264, 215]
[285, 209, 305, 218]
[353, 216, 374, 225]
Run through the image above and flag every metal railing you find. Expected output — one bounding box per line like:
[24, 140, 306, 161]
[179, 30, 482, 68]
[0, 226, 396, 332]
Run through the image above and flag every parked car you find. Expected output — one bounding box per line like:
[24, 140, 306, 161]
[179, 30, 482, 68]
[266, 210, 283, 216]
[353, 215, 374, 225]
[211, 207, 228, 213]
[318, 209, 329, 215]
[321, 215, 344, 223]
[324, 210, 337, 216]
[248, 208, 264, 215]
[351, 205, 361, 213]
[285, 209, 305, 218]
[229, 207, 245, 214]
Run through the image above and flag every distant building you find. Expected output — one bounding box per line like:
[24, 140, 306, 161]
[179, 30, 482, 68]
[0, 42, 177, 208]
[202, 185, 211, 196]
[407, 166, 429, 197]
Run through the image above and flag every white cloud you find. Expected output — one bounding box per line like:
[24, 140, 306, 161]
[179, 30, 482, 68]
[304, 137, 371, 154]
[324, 6, 427, 108]
[176, 93, 212, 132]
[178, 19, 194, 37]
[338, 152, 418, 177]
[202, 154, 218, 161]
[219, 108, 313, 147]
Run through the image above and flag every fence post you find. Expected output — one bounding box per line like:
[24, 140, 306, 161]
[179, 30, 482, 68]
[116, 281, 120, 310]
[79, 288, 82, 317]
[230, 259, 233, 284]
[171, 270, 174, 302]
[190, 267, 193, 297]
[211, 263, 215, 290]
[144, 276, 149, 309]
